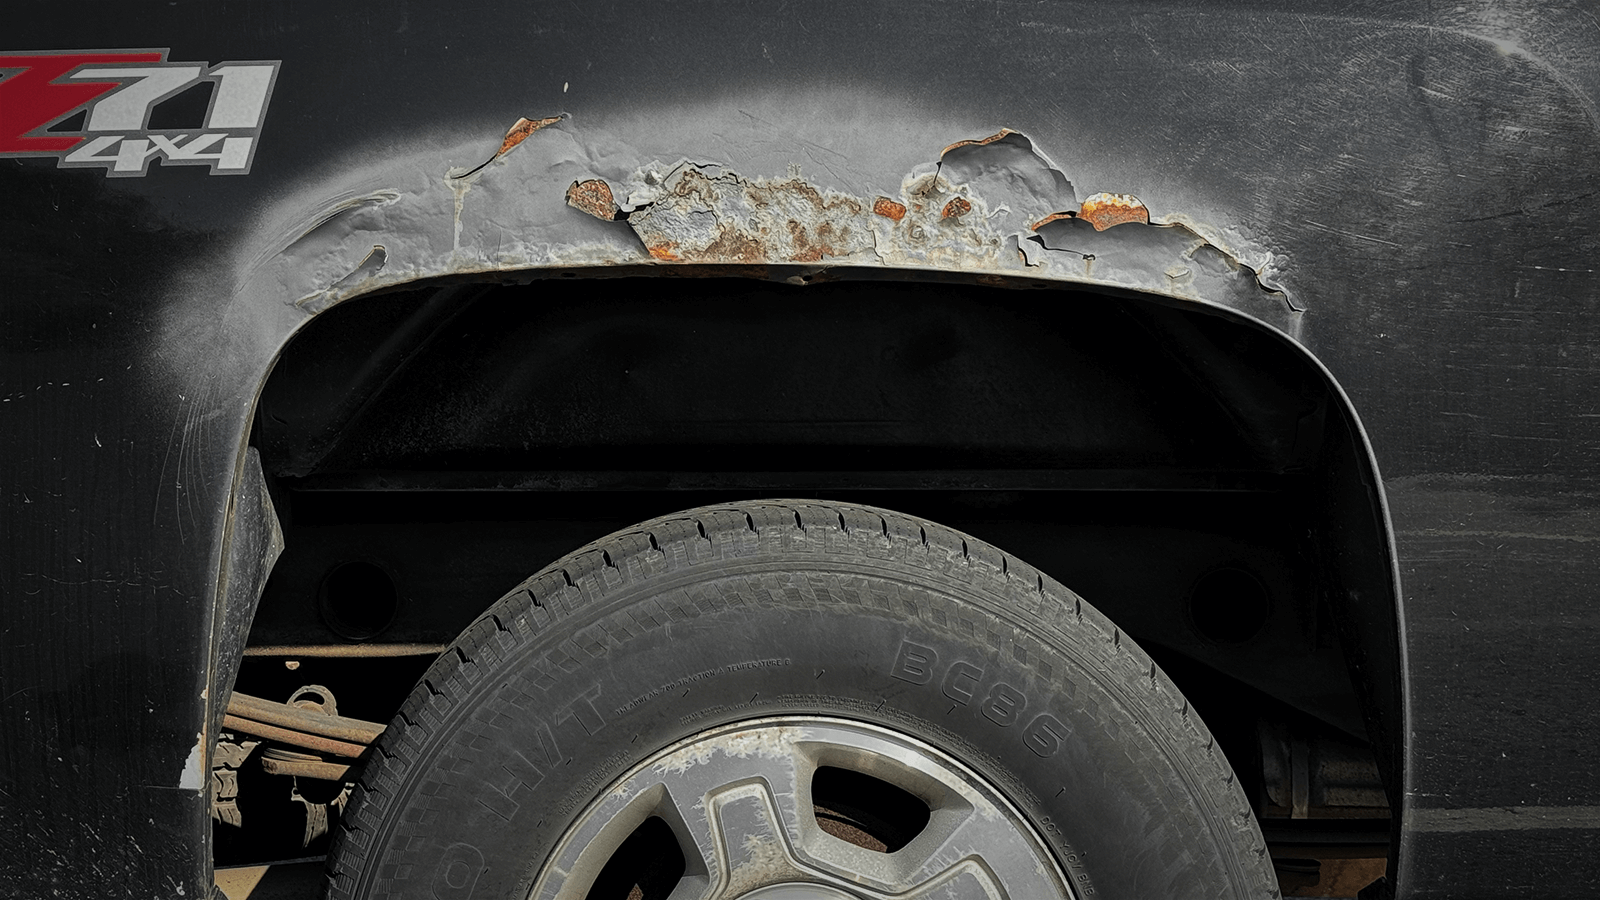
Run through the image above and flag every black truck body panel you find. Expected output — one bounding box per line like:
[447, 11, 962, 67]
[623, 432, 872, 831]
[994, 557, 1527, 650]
[3, 2, 1598, 897]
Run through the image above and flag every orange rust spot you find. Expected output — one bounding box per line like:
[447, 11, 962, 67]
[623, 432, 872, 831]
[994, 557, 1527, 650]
[941, 197, 972, 219]
[1078, 192, 1149, 231]
[1029, 211, 1077, 231]
[698, 225, 765, 264]
[940, 128, 1018, 157]
[566, 179, 618, 220]
[782, 218, 851, 263]
[786, 219, 824, 262]
[496, 115, 563, 157]
[873, 197, 907, 221]
[647, 242, 681, 261]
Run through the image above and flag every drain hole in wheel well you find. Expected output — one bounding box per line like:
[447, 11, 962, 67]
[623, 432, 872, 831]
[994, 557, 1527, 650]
[317, 560, 399, 641]
[585, 816, 685, 900]
[811, 766, 931, 853]
[1186, 565, 1272, 645]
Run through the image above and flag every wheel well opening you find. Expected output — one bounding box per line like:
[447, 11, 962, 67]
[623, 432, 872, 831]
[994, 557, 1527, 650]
[226, 271, 1401, 873]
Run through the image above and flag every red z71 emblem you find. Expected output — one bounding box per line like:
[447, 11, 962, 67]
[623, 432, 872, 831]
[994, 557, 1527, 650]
[0, 49, 279, 176]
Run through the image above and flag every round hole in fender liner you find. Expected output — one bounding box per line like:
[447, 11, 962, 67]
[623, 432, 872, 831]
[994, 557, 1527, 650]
[317, 560, 399, 642]
[1186, 565, 1272, 645]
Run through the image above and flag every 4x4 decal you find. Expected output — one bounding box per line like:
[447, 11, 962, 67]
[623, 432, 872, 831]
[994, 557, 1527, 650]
[0, 49, 279, 176]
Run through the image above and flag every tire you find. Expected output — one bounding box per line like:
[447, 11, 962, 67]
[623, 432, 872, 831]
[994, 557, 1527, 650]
[326, 501, 1279, 900]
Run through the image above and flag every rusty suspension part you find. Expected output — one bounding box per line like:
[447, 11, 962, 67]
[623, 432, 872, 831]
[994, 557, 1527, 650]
[221, 715, 367, 758]
[224, 692, 385, 758]
[241, 642, 446, 658]
[260, 756, 353, 781]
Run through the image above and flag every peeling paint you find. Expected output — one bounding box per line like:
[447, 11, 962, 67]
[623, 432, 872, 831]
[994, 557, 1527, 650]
[935, 129, 1076, 237]
[456, 114, 564, 179]
[620, 164, 865, 264]
[940, 196, 972, 219]
[566, 178, 619, 221]
[495, 115, 564, 157]
[179, 733, 204, 791]
[597, 159, 1006, 271]
[939, 127, 1023, 156]
[1031, 192, 1151, 232]
[563, 130, 1287, 314]
[1078, 192, 1150, 230]
[260, 120, 1293, 335]
[872, 197, 906, 221]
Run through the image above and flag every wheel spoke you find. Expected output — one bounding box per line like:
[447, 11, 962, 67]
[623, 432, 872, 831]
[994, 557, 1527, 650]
[890, 805, 1033, 899]
[897, 860, 1010, 900]
[650, 725, 815, 898]
[529, 783, 670, 900]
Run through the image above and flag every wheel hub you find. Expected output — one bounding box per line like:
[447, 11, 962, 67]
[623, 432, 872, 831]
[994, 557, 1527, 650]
[530, 716, 1073, 900]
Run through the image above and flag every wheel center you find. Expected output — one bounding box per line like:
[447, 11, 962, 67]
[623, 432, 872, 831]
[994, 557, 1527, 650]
[738, 885, 860, 900]
[531, 717, 1071, 900]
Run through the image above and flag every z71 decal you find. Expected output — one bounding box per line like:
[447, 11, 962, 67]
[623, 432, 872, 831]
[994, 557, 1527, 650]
[0, 49, 279, 176]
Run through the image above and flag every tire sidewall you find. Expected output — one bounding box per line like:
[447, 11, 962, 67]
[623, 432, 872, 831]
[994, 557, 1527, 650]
[351, 550, 1253, 900]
